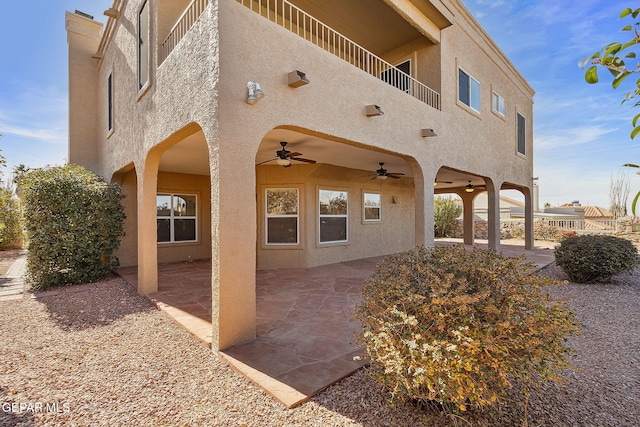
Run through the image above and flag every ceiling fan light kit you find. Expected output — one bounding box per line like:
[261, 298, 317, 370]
[465, 180, 475, 192]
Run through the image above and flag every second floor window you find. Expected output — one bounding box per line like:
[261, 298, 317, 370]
[517, 113, 526, 156]
[138, 0, 150, 90]
[107, 73, 113, 132]
[459, 68, 481, 112]
[492, 92, 505, 116]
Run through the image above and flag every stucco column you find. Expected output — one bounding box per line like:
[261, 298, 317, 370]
[523, 186, 534, 250]
[413, 162, 434, 248]
[486, 179, 501, 251]
[456, 191, 476, 246]
[136, 156, 160, 294]
[210, 134, 257, 351]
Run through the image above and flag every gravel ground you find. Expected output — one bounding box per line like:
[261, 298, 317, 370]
[1, 266, 639, 426]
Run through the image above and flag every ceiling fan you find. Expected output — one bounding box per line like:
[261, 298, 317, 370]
[372, 163, 404, 180]
[256, 141, 317, 167]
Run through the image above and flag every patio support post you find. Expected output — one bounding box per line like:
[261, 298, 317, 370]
[136, 155, 160, 294]
[414, 163, 434, 247]
[486, 179, 501, 251]
[523, 186, 534, 250]
[457, 191, 476, 246]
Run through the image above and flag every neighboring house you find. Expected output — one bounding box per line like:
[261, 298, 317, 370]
[66, 0, 535, 350]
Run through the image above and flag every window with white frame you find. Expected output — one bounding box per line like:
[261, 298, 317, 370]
[492, 91, 505, 116]
[319, 189, 348, 243]
[138, 0, 150, 90]
[157, 193, 197, 243]
[265, 188, 299, 245]
[459, 68, 481, 112]
[517, 113, 526, 156]
[107, 73, 114, 132]
[363, 192, 381, 221]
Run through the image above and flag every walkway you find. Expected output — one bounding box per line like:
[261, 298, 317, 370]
[117, 241, 557, 407]
[0, 252, 27, 302]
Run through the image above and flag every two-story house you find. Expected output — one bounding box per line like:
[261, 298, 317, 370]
[66, 0, 535, 351]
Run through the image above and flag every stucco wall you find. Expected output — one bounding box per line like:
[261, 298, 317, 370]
[256, 163, 415, 269]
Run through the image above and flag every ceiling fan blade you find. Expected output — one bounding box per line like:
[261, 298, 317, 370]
[386, 173, 405, 177]
[256, 158, 276, 166]
[291, 157, 316, 164]
[287, 152, 303, 157]
[387, 174, 402, 179]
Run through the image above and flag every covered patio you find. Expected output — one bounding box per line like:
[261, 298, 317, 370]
[117, 240, 556, 407]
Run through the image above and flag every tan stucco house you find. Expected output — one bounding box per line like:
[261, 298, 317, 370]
[66, 0, 535, 351]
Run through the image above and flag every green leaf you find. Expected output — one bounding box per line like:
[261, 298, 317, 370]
[623, 24, 633, 31]
[585, 66, 599, 84]
[613, 71, 631, 89]
[633, 114, 640, 128]
[631, 125, 640, 139]
[620, 7, 632, 18]
[632, 191, 640, 217]
[625, 52, 637, 58]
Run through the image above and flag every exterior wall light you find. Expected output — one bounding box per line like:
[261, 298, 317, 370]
[465, 180, 475, 193]
[288, 70, 310, 87]
[246, 81, 264, 104]
[421, 128, 437, 137]
[365, 105, 384, 116]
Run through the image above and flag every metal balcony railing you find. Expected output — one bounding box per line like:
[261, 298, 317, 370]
[160, 0, 210, 63]
[235, 0, 441, 110]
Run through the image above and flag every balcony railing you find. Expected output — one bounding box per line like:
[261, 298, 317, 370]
[235, 0, 441, 110]
[160, 0, 210, 64]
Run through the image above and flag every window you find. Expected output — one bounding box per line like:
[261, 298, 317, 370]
[319, 189, 348, 243]
[459, 68, 481, 112]
[266, 188, 298, 245]
[157, 193, 197, 243]
[107, 73, 113, 132]
[492, 92, 505, 116]
[517, 113, 526, 156]
[138, 0, 150, 90]
[381, 59, 412, 94]
[363, 192, 381, 222]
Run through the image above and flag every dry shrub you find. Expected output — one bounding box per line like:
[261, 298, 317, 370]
[356, 245, 579, 414]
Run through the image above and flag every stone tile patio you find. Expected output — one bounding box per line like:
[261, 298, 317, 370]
[117, 240, 556, 407]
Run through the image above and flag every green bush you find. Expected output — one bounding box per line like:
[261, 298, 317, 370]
[21, 164, 125, 291]
[434, 197, 462, 237]
[356, 245, 578, 413]
[0, 187, 23, 249]
[554, 234, 639, 283]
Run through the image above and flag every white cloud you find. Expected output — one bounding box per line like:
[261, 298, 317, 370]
[535, 125, 617, 149]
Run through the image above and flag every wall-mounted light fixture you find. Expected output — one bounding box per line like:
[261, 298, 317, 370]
[421, 128, 437, 137]
[288, 70, 310, 87]
[366, 105, 384, 116]
[465, 180, 475, 193]
[246, 81, 265, 105]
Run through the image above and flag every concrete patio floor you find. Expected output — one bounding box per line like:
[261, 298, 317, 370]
[117, 240, 557, 407]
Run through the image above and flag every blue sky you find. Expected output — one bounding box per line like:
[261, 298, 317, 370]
[1, 1, 639, 208]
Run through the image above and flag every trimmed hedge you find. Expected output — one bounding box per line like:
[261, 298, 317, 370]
[356, 245, 578, 414]
[554, 234, 638, 283]
[0, 187, 23, 249]
[20, 165, 125, 290]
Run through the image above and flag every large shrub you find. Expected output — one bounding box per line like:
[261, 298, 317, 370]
[554, 234, 638, 283]
[0, 187, 23, 249]
[21, 165, 125, 290]
[434, 197, 462, 237]
[356, 245, 578, 413]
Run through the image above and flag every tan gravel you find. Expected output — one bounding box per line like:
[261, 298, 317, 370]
[1, 265, 639, 426]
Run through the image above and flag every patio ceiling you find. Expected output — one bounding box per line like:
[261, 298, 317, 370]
[158, 128, 488, 191]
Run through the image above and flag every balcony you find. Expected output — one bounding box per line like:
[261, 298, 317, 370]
[158, 0, 441, 110]
[235, 0, 440, 110]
